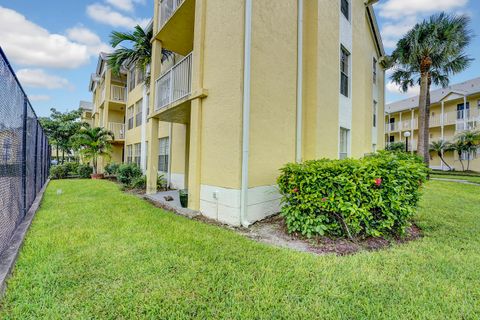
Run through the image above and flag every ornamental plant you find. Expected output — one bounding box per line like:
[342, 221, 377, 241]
[277, 151, 429, 239]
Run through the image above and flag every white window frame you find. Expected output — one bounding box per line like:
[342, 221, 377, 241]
[339, 127, 350, 159]
[340, 0, 350, 21]
[126, 145, 133, 164]
[135, 99, 143, 127]
[340, 46, 350, 97]
[127, 106, 134, 130]
[158, 137, 170, 173]
[134, 143, 141, 167]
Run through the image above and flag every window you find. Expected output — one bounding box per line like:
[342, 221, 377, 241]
[134, 143, 141, 167]
[340, 47, 350, 97]
[341, 0, 349, 20]
[128, 68, 136, 92]
[135, 99, 143, 127]
[461, 150, 475, 161]
[137, 68, 145, 85]
[457, 102, 470, 119]
[127, 106, 134, 130]
[158, 137, 170, 172]
[389, 135, 395, 143]
[2, 138, 11, 163]
[146, 94, 150, 123]
[373, 100, 377, 127]
[126, 145, 133, 164]
[339, 128, 349, 159]
[389, 118, 395, 131]
[372, 57, 377, 84]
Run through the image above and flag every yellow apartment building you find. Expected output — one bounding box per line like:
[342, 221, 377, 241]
[385, 77, 480, 172]
[144, 0, 386, 226]
[88, 53, 128, 170]
[79, 101, 93, 128]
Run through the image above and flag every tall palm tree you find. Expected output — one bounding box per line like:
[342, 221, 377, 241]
[456, 130, 480, 171]
[107, 25, 173, 82]
[387, 13, 472, 166]
[429, 140, 452, 171]
[72, 127, 114, 175]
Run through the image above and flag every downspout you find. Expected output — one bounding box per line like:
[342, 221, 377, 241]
[296, 0, 303, 163]
[140, 85, 148, 173]
[240, 0, 252, 228]
[168, 122, 173, 188]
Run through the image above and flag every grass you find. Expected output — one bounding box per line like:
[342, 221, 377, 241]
[431, 173, 480, 184]
[1, 180, 479, 319]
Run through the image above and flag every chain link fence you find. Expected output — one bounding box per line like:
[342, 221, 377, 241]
[0, 48, 50, 257]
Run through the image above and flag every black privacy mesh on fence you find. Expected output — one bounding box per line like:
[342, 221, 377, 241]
[0, 48, 50, 256]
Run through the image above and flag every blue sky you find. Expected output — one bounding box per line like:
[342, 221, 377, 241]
[0, 0, 478, 117]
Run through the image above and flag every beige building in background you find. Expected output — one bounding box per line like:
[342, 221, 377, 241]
[145, 0, 386, 226]
[385, 77, 480, 172]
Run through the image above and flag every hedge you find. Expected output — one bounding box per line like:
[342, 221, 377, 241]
[277, 151, 429, 238]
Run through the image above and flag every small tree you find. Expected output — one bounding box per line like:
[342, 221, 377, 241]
[429, 140, 452, 171]
[73, 127, 114, 175]
[450, 140, 467, 171]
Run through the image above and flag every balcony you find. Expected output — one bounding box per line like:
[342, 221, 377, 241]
[154, 52, 192, 111]
[155, 0, 195, 55]
[110, 85, 126, 103]
[159, 0, 184, 28]
[108, 122, 126, 141]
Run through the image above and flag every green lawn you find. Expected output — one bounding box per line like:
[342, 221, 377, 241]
[1, 180, 479, 319]
[431, 173, 480, 184]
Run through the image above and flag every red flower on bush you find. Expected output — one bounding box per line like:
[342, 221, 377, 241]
[321, 197, 327, 202]
[375, 178, 382, 187]
[292, 187, 299, 193]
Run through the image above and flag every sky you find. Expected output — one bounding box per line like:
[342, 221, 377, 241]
[0, 0, 479, 117]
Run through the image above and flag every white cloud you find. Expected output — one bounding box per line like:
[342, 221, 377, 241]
[66, 26, 112, 55]
[378, 0, 469, 19]
[0, 6, 108, 69]
[86, 3, 149, 29]
[105, 0, 145, 12]
[29, 95, 51, 102]
[386, 81, 420, 98]
[381, 16, 417, 49]
[17, 69, 71, 90]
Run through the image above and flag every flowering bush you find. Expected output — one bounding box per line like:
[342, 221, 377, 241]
[277, 151, 429, 238]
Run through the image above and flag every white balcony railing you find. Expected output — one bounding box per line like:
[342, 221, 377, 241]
[159, 0, 184, 29]
[155, 52, 192, 111]
[111, 85, 126, 102]
[108, 122, 125, 140]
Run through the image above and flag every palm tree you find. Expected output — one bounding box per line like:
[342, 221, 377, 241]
[72, 127, 114, 175]
[456, 130, 480, 171]
[450, 139, 467, 171]
[387, 13, 472, 166]
[429, 140, 452, 171]
[107, 25, 173, 82]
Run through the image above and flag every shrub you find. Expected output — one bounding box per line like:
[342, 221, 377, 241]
[77, 164, 93, 178]
[277, 151, 429, 239]
[50, 165, 69, 179]
[64, 162, 79, 175]
[104, 163, 120, 176]
[131, 175, 147, 189]
[385, 142, 406, 152]
[157, 174, 167, 190]
[117, 164, 142, 186]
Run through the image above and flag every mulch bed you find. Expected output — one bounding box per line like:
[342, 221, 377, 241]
[243, 215, 422, 256]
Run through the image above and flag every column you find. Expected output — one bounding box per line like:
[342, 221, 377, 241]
[410, 109, 414, 154]
[399, 112, 402, 141]
[463, 95, 467, 130]
[187, 99, 202, 210]
[146, 39, 163, 194]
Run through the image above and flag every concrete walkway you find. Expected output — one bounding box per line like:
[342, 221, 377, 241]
[431, 178, 480, 186]
[145, 190, 200, 219]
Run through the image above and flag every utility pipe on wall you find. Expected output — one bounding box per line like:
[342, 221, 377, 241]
[240, 0, 252, 228]
[296, 0, 304, 163]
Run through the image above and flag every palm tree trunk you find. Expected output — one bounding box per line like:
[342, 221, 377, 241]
[423, 80, 431, 166]
[438, 152, 452, 171]
[93, 157, 97, 175]
[56, 144, 59, 163]
[62, 149, 65, 164]
[417, 72, 429, 164]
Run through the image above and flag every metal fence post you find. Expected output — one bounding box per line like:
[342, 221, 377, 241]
[21, 96, 28, 216]
[33, 122, 39, 194]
